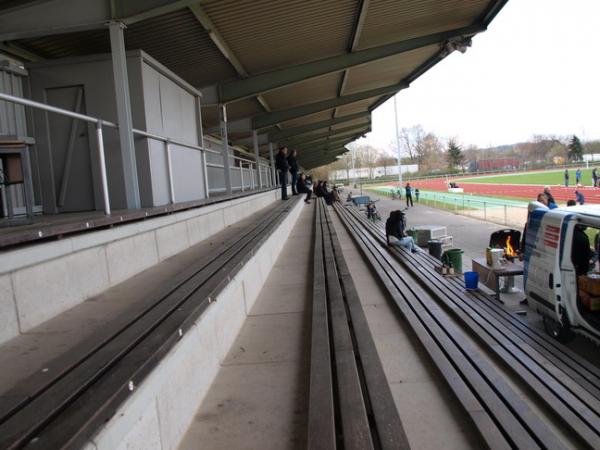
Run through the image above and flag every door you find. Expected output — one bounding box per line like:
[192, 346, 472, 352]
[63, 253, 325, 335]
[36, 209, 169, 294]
[45, 85, 95, 212]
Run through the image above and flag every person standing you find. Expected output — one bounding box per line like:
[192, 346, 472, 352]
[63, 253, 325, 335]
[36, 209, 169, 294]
[287, 149, 299, 195]
[576, 168, 582, 185]
[593, 168, 598, 187]
[415, 188, 420, 203]
[275, 146, 289, 200]
[564, 169, 569, 187]
[405, 183, 413, 207]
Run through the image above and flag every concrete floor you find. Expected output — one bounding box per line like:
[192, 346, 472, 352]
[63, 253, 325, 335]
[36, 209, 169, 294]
[178, 203, 313, 450]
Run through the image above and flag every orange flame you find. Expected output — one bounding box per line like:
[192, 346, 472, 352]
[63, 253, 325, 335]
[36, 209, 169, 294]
[505, 236, 517, 257]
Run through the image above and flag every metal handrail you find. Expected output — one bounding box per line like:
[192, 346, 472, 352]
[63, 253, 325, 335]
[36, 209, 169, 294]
[0, 91, 274, 211]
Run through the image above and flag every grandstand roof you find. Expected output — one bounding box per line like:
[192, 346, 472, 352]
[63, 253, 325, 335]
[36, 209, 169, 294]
[0, 0, 508, 168]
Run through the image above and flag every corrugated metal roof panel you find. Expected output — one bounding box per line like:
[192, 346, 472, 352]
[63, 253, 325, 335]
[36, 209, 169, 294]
[358, 0, 489, 50]
[17, 9, 236, 87]
[335, 98, 376, 117]
[261, 72, 341, 110]
[331, 117, 371, 131]
[202, 0, 356, 74]
[343, 44, 439, 94]
[280, 110, 333, 129]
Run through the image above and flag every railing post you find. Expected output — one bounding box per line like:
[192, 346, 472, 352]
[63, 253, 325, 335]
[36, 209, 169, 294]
[484, 201, 487, 221]
[201, 149, 210, 198]
[166, 141, 175, 203]
[240, 159, 245, 192]
[96, 122, 111, 215]
[253, 130, 261, 189]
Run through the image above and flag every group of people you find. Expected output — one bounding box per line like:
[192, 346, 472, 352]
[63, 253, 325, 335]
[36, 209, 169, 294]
[564, 168, 600, 188]
[536, 186, 585, 208]
[274, 145, 343, 205]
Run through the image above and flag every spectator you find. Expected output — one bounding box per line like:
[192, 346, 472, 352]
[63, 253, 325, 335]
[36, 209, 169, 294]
[572, 225, 592, 276]
[575, 190, 585, 205]
[576, 168, 582, 185]
[593, 168, 598, 187]
[405, 183, 413, 207]
[396, 186, 402, 200]
[537, 192, 557, 209]
[287, 149, 299, 196]
[296, 173, 312, 204]
[415, 188, 420, 203]
[313, 181, 322, 197]
[275, 147, 289, 200]
[322, 181, 334, 205]
[543, 187, 557, 207]
[567, 199, 577, 206]
[385, 210, 418, 253]
[564, 169, 569, 187]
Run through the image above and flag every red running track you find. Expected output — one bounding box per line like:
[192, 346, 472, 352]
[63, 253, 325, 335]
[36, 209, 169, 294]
[389, 179, 600, 204]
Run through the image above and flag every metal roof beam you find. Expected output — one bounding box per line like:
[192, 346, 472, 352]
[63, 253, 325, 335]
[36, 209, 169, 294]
[269, 112, 370, 141]
[289, 128, 370, 149]
[252, 82, 405, 129]
[334, 0, 370, 119]
[215, 24, 483, 103]
[296, 137, 356, 152]
[283, 124, 370, 146]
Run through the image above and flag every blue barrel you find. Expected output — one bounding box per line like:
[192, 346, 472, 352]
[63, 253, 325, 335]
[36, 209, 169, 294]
[464, 271, 479, 290]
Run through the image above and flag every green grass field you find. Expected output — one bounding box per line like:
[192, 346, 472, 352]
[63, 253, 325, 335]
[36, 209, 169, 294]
[461, 168, 594, 185]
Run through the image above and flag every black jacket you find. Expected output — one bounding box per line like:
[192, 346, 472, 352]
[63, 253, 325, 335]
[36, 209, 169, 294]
[297, 178, 309, 193]
[275, 152, 289, 171]
[287, 154, 298, 173]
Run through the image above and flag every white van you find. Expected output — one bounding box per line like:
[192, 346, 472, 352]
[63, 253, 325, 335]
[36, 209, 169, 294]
[524, 202, 600, 343]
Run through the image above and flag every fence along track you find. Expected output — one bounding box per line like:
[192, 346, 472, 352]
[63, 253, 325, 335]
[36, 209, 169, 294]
[335, 203, 600, 449]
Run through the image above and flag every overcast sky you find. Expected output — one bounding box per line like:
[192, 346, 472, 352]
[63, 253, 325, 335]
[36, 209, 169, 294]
[358, 0, 600, 153]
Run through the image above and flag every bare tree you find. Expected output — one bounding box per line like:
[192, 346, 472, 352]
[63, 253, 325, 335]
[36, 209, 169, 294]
[397, 125, 424, 162]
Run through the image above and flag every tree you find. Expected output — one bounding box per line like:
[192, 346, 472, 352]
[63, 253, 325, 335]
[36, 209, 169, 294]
[415, 132, 444, 172]
[568, 135, 584, 161]
[377, 155, 397, 176]
[447, 138, 464, 169]
[394, 125, 424, 162]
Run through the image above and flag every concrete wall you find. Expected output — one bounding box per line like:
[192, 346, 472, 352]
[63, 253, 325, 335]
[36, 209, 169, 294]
[0, 190, 280, 346]
[84, 192, 304, 450]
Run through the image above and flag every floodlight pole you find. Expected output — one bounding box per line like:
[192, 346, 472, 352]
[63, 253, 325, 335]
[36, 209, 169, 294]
[393, 94, 403, 187]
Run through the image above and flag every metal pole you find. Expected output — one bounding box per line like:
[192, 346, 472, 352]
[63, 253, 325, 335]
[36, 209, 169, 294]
[195, 95, 209, 198]
[165, 142, 176, 203]
[253, 130, 261, 188]
[269, 142, 276, 186]
[393, 94, 403, 188]
[240, 160, 245, 192]
[219, 104, 233, 194]
[96, 122, 111, 215]
[108, 21, 140, 209]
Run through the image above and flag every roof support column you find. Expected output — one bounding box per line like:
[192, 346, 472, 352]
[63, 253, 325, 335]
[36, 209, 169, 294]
[268, 142, 276, 187]
[218, 104, 233, 195]
[108, 21, 140, 209]
[253, 130, 262, 189]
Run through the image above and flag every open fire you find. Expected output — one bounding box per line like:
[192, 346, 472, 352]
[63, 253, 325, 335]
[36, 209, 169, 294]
[489, 229, 522, 261]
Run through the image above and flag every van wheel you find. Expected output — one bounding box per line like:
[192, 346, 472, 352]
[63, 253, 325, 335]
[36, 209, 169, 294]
[543, 314, 574, 343]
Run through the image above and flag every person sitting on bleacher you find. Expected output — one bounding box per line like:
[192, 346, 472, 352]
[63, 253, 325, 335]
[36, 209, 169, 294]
[296, 173, 312, 204]
[385, 210, 418, 253]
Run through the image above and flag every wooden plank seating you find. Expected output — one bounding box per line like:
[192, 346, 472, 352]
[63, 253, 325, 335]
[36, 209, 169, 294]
[335, 203, 600, 449]
[308, 198, 409, 450]
[0, 196, 300, 449]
